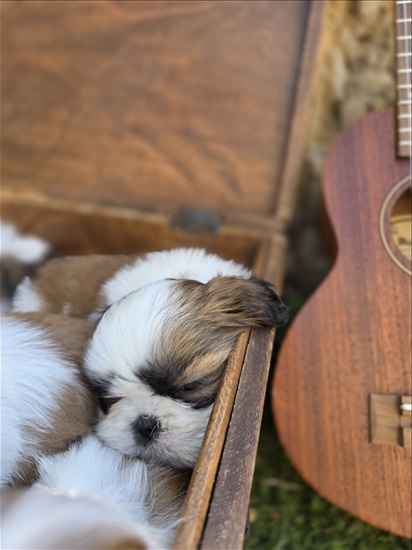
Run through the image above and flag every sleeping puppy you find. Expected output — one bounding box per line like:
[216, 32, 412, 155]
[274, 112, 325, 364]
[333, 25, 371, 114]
[10, 248, 287, 469]
[12, 248, 250, 320]
[82, 276, 288, 469]
[0, 312, 98, 487]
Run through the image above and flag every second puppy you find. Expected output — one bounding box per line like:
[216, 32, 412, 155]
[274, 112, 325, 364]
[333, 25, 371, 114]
[1, 312, 98, 487]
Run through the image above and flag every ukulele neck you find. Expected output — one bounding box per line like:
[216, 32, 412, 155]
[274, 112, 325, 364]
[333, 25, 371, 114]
[396, 0, 412, 158]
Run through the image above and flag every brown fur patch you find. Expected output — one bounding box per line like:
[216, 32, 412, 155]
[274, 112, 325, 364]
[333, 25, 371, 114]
[177, 276, 288, 329]
[26, 254, 136, 318]
[140, 277, 287, 408]
[16, 311, 96, 364]
[6, 312, 99, 485]
[146, 464, 191, 520]
[10, 456, 39, 487]
[76, 531, 148, 550]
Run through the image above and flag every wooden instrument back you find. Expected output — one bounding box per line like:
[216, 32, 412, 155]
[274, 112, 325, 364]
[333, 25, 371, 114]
[273, 109, 411, 538]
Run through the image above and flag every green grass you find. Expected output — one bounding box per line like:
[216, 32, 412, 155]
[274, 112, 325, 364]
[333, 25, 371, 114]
[247, 414, 410, 550]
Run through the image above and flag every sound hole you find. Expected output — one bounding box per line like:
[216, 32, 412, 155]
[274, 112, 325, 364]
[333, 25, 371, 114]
[391, 188, 412, 262]
[379, 176, 411, 275]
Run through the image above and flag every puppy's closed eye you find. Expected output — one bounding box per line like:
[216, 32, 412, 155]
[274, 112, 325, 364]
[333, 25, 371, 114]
[98, 396, 121, 415]
[169, 376, 217, 409]
[178, 382, 200, 393]
[170, 381, 201, 401]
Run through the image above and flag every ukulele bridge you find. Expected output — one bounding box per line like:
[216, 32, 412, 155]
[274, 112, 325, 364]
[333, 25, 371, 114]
[370, 394, 412, 448]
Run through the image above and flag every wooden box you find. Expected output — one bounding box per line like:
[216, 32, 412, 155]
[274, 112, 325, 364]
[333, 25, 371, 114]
[1, 2, 323, 547]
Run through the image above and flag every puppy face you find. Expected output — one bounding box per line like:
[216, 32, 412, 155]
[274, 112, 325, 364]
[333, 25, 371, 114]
[83, 277, 288, 469]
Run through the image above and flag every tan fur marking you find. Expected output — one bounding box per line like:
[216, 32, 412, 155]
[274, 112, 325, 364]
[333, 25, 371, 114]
[6, 312, 98, 484]
[15, 311, 96, 364]
[149, 277, 286, 406]
[177, 276, 287, 328]
[27, 254, 136, 318]
[76, 531, 148, 550]
[11, 456, 39, 487]
[146, 464, 191, 520]
[23, 379, 97, 455]
[183, 352, 231, 382]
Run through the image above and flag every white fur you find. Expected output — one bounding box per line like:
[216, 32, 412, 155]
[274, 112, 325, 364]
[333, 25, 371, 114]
[96, 384, 212, 469]
[1, 488, 154, 549]
[36, 435, 150, 525]
[85, 281, 176, 381]
[12, 276, 44, 313]
[0, 316, 77, 487]
[34, 435, 177, 548]
[0, 220, 50, 264]
[84, 280, 213, 468]
[100, 248, 250, 311]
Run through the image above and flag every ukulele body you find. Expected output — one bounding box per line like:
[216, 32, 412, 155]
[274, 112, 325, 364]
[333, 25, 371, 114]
[273, 109, 411, 538]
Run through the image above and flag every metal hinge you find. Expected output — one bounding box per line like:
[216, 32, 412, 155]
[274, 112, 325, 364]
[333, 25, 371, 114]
[171, 207, 222, 234]
[370, 394, 412, 448]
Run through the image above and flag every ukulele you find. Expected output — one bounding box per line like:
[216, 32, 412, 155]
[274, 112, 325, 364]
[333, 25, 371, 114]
[272, 0, 411, 539]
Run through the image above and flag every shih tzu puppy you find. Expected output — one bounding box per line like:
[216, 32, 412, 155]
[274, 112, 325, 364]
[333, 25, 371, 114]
[12, 248, 251, 320]
[82, 276, 288, 469]
[1, 312, 98, 487]
[10, 247, 288, 470]
[0, 220, 52, 312]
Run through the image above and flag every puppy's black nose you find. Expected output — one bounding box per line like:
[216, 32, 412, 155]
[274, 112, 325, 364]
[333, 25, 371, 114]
[132, 415, 160, 444]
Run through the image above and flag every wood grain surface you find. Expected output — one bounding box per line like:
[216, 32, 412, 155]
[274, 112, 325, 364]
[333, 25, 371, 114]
[1, 0, 309, 217]
[202, 327, 276, 549]
[197, 233, 286, 549]
[0, 196, 262, 265]
[173, 331, 250, 550]
[1, 1, 324, 547]
[273, 109, 411, 538]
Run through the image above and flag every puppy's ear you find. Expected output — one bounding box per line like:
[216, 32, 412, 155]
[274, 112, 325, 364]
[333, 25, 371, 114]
[183, 276, 288, 329]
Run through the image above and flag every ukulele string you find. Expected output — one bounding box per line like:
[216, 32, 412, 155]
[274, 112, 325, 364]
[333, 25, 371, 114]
[400, 0, 411, 158]
[402, 1, 412, 264]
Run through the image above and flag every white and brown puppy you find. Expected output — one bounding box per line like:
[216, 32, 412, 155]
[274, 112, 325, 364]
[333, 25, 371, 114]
[12, 248, 251, 320]
[82, 276, 288, 469]
[0, 312, 98, 487]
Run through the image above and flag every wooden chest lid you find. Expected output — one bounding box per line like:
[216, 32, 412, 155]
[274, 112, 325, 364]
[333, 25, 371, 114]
[2, 1, 319, 221]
